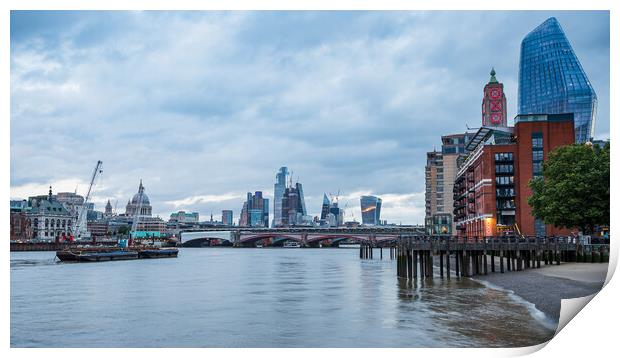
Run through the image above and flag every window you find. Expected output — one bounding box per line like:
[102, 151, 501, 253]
[532, 132, 543, 148]
[532, 150, 544, 161]
[494, 152, 514, 162]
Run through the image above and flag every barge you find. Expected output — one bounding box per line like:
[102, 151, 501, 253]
[138, 248, 179, 259]
[55, 247, 179, 263]
[56, 249, 139, 262]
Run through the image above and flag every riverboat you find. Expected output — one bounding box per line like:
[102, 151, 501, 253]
[338, 243, 361, 249]
[283, 241, 301, 248]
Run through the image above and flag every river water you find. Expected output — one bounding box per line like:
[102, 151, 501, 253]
[11, 248, 556, 347]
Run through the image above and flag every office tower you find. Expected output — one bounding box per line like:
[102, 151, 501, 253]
[239, 191, 269, 227]
[273, 167, 288, 227]
[360, 195, 382, 225]
[320, 193, 330, 220]
[519, 17, 597, 143]
[221, 210, 233, 226]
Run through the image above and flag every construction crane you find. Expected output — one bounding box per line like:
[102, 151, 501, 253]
[328, 189, 341, 205]
[73, 160, 103, 238]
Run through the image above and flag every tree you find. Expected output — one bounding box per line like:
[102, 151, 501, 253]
[117, 225, 130, 235]
[528, 142, 610, 234]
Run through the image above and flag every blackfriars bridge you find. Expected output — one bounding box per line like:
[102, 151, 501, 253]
[179, 226, 426, 247]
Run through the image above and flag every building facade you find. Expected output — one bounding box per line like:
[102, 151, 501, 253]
[169, 211, 199, 224]
[239, 191, 269, 227]
[280, 182, 310, 227]
[360, 195, 382, 226]
[453, 113, 575, 238]
[25, 188, 75, 241]
[221, 210, 233, 226]
[273, 167, 288, 227]
[519, 17, 597, 143]
[424, 132, 472, 235]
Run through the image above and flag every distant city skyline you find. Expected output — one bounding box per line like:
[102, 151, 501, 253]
[10, 11, 609, 224]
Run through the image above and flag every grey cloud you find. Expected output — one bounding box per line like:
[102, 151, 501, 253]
[10, 11, 610, 224]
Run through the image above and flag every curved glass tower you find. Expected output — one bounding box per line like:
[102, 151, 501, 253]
[518, 17, 597, 143]
[360, 196, 382, 225]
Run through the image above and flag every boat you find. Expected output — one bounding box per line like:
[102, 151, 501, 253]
[256, 243, 264, 248]
[138, 248, 179, 258]
[338, 243, 361, 249]
[56, 248, 139, 262]
[283, 241, 301, 248]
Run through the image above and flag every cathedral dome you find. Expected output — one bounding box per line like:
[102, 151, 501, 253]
[131, 180, 150, 205]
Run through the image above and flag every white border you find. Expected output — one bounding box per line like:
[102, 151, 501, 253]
[2, 1, 617, 358]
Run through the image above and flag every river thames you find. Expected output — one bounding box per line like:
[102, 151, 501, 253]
[11, 248, 556, 347]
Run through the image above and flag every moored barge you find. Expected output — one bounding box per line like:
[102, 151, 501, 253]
[56, 246, 179, 263]
[138, 248, 179, 259]
[56, 249, 139, 262]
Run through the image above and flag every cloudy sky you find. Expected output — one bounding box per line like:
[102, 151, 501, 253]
[10, 11, 610, 225]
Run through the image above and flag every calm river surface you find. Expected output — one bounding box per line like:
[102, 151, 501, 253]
[11, 248, 555, 347]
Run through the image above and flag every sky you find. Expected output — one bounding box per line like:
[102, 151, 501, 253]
[9, 11, 610, 225]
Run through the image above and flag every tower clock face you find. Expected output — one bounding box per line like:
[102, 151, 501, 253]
[490, 89, 501, 99]
[490, 113, 502, 124]
[490, 100, 502, 111]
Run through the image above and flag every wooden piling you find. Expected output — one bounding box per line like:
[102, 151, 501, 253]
[439, 251, 444, 278]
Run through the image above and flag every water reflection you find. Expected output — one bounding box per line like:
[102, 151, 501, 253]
[11, 249, 555, 348]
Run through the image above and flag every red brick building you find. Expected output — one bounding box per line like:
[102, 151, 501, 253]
[10, 212, 31, 241]
[454, 113, 575, 238]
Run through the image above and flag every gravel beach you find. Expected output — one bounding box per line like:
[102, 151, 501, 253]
[439, 257, 609, 321]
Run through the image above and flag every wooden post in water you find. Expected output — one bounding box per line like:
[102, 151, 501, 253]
[439, 250, 444, 278]
[446, 239, 451, 279]
[426, 250, 433, 278]
[413, 250, 418, 279]
[407, 249, 413, 280]
[455, 249, 460, 277]
[421, 250, 427, 279]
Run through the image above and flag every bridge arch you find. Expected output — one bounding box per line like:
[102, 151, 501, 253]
[239, 233, 302, 244]
[180, 231, 233, 246]
[306, 234, 369, 244]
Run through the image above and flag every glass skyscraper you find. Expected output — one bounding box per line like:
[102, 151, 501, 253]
[360, 196, 382, 226]
[518, 17, 597, 143]
[273, 167, 288, 227]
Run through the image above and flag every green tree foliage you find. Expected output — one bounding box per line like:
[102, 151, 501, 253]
[117, 225, 130, 235]
[528, 142, 610, 234]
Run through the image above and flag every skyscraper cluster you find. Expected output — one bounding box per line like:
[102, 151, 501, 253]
[319, 193, 345, 227]
[239, 191, 269, 227]
[280, 181, 311, 226]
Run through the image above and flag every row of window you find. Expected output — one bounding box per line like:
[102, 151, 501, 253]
[494, 152, 514, 162]
[45, 218, 71, 228]
[532, 132, 544, 177]
[496, 188, 515, 197]
[495, 164, 514, 174]
[496, 199, 516, 210]
[496, 176, 514, 186]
